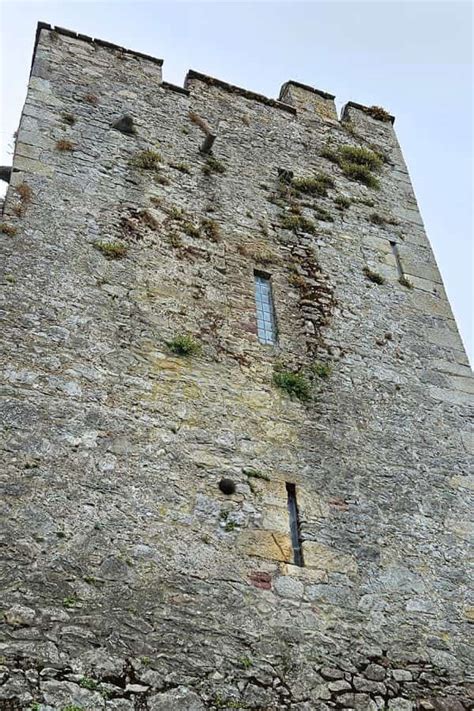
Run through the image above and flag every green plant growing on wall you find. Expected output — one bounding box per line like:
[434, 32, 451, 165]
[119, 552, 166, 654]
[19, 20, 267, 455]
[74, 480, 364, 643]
[202, 155, 226, 175]
[338, 145, 383, 171]
[167, 334, 201, 356]
[79, 677, 99, 691]
[311, 361, 332, 379]
[62, 595, 78, 608]
[365, 105, 392, 122]
[313, 206, 334, 223]
[292, 173, 334, 197]
[93, 241, 128, 259]
[363, 266, 385, 285]
[334, 196, 351, 210]
[182, 221, 201, 238]
[131, 149, 161, 169]
[164, 204, 184, 220]
[280, 214, 316, 235]
[321, 145, 382, 189]
[239, 656, 253, 669]
[320, 146, 339, 163]
[169, 161, 191, 174]
[340, 163, 380, 189]
[273, 368, 311, 401]
[369, 212, 399, 226]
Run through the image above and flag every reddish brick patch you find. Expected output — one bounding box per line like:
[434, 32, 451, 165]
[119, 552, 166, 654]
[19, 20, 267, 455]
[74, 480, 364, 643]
[248, 571, 272, 590]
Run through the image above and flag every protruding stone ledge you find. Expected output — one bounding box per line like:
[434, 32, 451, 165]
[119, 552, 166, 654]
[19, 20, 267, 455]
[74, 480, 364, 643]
[279, 80, 338, 122]
[0, 166, 12, 183]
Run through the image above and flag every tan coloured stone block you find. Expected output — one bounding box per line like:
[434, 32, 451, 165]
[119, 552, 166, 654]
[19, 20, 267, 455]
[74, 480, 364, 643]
[259, 479, 288, 506]
[238, 530, 293, 563]
[450, 475, 474, 491]
[13, 155, 53, 175]
[463, 606, 474, 622]
[298, 489, 329, 520]
[278, 562, 328, 583]
[302, 542, 358, 575]
[262, 505, 290, 532]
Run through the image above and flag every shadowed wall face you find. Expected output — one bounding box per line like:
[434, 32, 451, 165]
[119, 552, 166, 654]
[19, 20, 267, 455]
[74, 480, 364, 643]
[0, 25, 472, 711]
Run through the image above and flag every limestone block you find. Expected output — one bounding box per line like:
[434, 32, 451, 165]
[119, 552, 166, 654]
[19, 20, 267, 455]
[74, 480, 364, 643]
[148, 687, 205, 710]
[238, 530, 293, 562]
[262, 504, 290, 531]
[274, 575, 304, 599]
[302, 542, 358, 575]
[13, 155, 53, 175]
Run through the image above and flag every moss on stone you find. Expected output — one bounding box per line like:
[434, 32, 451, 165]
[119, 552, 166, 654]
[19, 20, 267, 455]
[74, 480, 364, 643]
[340, 162, 380, 189]
[280, 213, 317, 234]
[93, 240, 128, 259]
[202, 155, 226, 176]
[131, 149, 161, 169]
[292, 172, 334, 197]
[363, 266, 385, 284]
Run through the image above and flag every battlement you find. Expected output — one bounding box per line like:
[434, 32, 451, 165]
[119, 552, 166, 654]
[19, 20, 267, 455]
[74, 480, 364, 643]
[32, 22, 395, 127]
[1, 21, 472, 711]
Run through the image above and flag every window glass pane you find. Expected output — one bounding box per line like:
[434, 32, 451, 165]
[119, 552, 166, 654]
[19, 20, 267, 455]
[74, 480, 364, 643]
[254, 273, 277, 345]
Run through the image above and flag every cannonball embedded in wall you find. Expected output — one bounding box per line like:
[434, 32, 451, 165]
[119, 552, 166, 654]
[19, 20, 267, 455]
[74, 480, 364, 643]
[218, 478, 236, 495]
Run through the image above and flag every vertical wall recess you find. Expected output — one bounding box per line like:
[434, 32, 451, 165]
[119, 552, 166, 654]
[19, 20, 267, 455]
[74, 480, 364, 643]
[286, 483, 304, 567]
[390, 241, 404, 278]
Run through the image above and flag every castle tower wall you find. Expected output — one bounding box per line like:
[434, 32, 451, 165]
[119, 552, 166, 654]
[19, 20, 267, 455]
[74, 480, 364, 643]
[1, 24, 472, 711]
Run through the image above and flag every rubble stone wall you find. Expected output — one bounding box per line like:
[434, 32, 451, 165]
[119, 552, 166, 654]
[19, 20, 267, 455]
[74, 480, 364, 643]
[0, 23, 472, 711]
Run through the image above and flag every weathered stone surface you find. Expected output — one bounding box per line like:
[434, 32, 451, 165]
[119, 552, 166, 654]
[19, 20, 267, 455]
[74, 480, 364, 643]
[274, 574, 305, 598]
[365, 663, 387, 681]
[4, 605, 36, 626]
[388, 700, 415, 711]
[0, 21, 472, 711]
[148, 687, 205, 710]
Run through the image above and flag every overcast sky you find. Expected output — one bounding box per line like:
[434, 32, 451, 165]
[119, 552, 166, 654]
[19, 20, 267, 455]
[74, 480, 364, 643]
[0, 1, 472, 362]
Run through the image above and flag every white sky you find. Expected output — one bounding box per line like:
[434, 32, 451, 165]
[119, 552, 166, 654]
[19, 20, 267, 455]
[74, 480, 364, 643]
[0, 0, 472, 363]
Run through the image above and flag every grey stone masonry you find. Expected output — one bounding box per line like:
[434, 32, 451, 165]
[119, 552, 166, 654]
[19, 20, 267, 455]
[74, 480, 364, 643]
[1, 22, 473, 711]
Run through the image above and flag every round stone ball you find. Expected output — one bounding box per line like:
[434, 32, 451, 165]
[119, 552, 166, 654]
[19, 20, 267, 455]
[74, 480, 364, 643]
[219, 478, 236, 495]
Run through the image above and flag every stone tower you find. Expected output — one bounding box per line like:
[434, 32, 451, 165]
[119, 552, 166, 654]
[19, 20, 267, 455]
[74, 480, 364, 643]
[0, 22, 472, 711]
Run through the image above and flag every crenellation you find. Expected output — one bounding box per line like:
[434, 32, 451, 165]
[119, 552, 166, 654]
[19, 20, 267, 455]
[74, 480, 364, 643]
[279, 80, 338, 123]
[0, 21, 472, 711]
